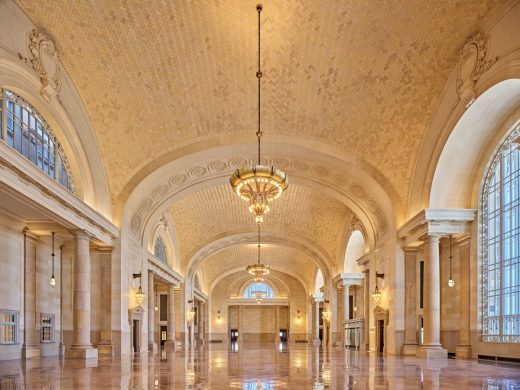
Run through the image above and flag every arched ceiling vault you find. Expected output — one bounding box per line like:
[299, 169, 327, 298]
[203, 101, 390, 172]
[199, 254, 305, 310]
[200, 245, 317, 293]
[16, 0, 500, 215]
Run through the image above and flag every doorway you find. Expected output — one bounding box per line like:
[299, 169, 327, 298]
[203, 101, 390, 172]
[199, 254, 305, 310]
[377, 319, 385, 353]
[280, 329, 288, 342]
[133, 319, 140, 352]
[230, 329, 238, 342]
[160, 325, 167, 346]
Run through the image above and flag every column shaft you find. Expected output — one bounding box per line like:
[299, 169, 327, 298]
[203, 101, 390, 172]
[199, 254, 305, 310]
[168, 285, 175, 341]
[237, 306, 243, 342]
[314, 301, 320, 345]
[456, 238, 472, 358]
[148, 271, 156, 352]
[403, 249, 418, 354]
[72, 232, 92, 347]
[98, 247, 114, 355]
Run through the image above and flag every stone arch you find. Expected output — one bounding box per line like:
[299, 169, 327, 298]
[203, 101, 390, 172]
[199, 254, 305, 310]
[0, 45, 111, 218]
[343, 230, 366, 273]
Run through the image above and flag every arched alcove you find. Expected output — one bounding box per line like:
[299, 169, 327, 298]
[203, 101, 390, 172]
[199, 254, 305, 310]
[344, 230, 366, 273]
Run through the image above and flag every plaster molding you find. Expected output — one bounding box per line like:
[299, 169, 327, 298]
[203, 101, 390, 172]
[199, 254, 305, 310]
[19, 29, 61, 102]
[456, 32, 497, 107]
[333, 273, 365, 288]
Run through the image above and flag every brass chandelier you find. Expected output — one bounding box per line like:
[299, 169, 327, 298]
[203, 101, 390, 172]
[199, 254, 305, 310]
[229, 3, 288, 225]
[246, 224, 270, 284]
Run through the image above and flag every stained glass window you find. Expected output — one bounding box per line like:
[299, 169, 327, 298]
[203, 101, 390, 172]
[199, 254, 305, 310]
[482, 121, 520, 343]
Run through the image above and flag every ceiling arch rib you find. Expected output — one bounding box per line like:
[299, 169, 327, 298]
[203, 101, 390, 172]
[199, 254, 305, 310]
[199, 244, 317, 293]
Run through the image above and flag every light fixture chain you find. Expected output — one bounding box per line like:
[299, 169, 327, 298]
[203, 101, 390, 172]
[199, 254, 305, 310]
[256, 4, 263, 165]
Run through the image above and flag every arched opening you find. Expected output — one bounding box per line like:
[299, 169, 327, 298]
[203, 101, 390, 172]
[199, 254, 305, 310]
[315, 269, 324, 296]
[344, 230, 366, 273]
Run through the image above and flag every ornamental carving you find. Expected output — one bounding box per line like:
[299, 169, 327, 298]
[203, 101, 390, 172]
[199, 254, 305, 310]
[129, 155, 388, 238]
[21, 29, 61, 102]
[456, 32, 497, 107]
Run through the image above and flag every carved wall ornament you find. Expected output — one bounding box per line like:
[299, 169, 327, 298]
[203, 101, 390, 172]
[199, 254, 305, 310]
[456, 32, 497, 107]
[19, 29, 62, 102]
[129, 155, 388, 238]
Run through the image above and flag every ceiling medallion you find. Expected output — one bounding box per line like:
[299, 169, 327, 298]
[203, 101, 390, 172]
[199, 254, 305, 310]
[229, 4, 288, 224]
[246, 225, 270, 285]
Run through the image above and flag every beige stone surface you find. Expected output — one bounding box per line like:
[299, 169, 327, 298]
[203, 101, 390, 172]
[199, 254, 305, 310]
[16, 0, 499, 206]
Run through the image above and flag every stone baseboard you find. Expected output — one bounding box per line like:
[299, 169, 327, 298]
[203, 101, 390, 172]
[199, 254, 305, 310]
[402, 344, 418, 355]
[67, 346, 98, 359]
[21, 345, 40, 360]
[416, 346, 447, 359]
[455, 345, 472, 359]
[163, 340, 177, 350]
[97, 343, 115, 356]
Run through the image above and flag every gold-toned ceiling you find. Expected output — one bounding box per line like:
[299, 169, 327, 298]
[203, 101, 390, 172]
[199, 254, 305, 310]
[170, 183, 351, 265]
[201, 244, 317, 290]
[16, 0, 500, 205]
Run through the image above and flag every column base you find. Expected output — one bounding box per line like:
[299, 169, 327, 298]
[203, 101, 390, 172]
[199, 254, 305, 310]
[21, 345, 41, 360]
[402, 343, 418, 356]
[67, 346, 98, 359]
[416, 346, 447, 359]
[58, 343, 66, 358]
[148, 341, 158, 353]
[455, 345, 472, 359]
[164, 340, 177, 350]
[313, 338, 321, 346]
[97, 343, 115, 356]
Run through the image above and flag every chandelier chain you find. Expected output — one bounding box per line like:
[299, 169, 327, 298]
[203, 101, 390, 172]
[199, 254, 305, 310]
[256, 4, 263, 164]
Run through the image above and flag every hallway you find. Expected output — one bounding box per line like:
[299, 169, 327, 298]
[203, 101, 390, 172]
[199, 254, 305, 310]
[1, 344, 519, 389]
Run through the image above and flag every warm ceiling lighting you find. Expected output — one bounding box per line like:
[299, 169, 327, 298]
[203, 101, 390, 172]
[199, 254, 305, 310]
[229, 4, 288, 224]
[372, 284, 382, 305]
[133, 271, 145, 306]
[246, 225, 271, 279]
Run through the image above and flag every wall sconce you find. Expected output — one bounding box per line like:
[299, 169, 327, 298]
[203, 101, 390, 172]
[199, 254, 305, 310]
[217, 310, 221, 320]
[49, 232, 56, 287]
[448, 235, 455, 288]
[133, 271, 145, 306]
[372, 272, 384, 305]
[297, 310, 301, 320]
[154, 283, 158, 311]
[322, 310, 330, 322]
[187, 299, 196, 322]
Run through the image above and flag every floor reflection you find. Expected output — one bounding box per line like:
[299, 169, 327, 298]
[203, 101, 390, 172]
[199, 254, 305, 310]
[0, 343, 520, 389]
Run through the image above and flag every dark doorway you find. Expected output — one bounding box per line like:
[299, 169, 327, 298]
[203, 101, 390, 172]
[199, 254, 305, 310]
[378, 319, 385, 353]
[230, 329, 238, 342]
[280, 329, 288, 342]
[133, 319, 139, 352]
[160, 325, 167, 346]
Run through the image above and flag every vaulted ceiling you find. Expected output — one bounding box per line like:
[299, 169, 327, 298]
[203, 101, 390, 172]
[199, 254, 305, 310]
[15, 0, 502, 290]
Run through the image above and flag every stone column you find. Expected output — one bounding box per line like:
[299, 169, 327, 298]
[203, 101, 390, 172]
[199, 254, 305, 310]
[314, 300, 321, 346]
[237, 306, 243, 342]
[417, 235, 447, 359]
[402, 249, 418, 355]
[343, 285, 350, 348]
[456, 237, 472, 358]
[164, 284, 176, 349]
[198, 302, 205, 344]
[68, 230, 97, 359]
[274, 305, 280, 343]
[97, 246, 115, 356]
[21, 229, 40, 359]
[147, 271, 157, 353]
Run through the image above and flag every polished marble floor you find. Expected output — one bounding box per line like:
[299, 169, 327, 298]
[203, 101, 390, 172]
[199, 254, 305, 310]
[1, 343, 520, 389]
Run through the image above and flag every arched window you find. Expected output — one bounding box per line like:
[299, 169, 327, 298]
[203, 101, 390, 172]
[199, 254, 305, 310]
[153, 236, 168, 264]
[482, 121, 520, 343]
[0, 89, 74, 191]
[243, 282, 274, 299]
[344, 230, 365, 273]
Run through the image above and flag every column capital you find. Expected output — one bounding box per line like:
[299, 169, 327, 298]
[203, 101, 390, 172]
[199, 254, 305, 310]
[70, 229, 93, 240]
[333, 273, 365, 288]
[96, 245, 113, 253]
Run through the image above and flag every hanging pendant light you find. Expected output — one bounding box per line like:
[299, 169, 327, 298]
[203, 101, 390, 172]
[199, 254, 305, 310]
[246, 224, 271, 279]
[448, 235, 455, 288]
[49, 232, 56, 287]
[229, 4, 288, 225]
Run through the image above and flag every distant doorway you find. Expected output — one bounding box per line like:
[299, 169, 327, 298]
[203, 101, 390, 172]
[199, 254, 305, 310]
[230, 329, 238, 342]
[280, 329, 288, 342]
[377, 320, 385, 353]
[133, 319, 140, 352]
[160, 325, 167, 346]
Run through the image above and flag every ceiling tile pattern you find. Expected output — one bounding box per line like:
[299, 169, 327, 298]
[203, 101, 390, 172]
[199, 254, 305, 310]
[16, 0, 499, 204]
[170, 183, 351, 264]
[201, 244, 317, 289]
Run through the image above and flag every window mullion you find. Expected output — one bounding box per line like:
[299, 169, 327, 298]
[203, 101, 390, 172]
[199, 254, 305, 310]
[500, 157, 505, 341]
[1, 89, 6, 141]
